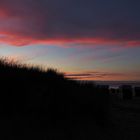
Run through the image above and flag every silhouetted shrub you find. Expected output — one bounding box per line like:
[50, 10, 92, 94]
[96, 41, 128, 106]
[119, 85, 133, 100]
[134, 86, 140, 97]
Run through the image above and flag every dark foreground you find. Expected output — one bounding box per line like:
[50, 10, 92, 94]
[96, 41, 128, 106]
[0, 60, 140, 140]
[1, 99, 140, 140]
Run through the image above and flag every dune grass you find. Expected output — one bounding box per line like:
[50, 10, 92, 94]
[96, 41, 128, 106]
[0, 58, 112, 140]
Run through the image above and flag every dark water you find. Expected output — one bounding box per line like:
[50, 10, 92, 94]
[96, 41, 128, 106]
[94, 81, 140, 88]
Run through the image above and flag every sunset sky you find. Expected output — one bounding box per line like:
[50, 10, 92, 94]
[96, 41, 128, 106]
[0, 0, 140, 81]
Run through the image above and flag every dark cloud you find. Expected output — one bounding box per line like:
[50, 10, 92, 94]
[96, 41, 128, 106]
[0, 0, 140, 46]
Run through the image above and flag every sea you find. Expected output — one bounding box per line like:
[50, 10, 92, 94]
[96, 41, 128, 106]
[94, 81, 140, 89]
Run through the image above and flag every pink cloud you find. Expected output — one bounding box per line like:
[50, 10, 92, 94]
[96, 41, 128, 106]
[0, 0, 139, 47]
[0, 32, 140, 47]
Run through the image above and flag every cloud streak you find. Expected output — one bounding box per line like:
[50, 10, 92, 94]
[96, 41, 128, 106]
[65, 71, 140, 81]
[0, 0, 140, 47]
[65, 71, 125, 80]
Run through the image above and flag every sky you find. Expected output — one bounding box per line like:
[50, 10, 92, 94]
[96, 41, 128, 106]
[0, 0, 140, 81]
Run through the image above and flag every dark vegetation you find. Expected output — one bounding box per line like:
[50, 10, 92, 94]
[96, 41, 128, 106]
[1, 58, 140, 140]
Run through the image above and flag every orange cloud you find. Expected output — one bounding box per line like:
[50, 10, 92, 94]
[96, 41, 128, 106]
[65, 71, 140, 81]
